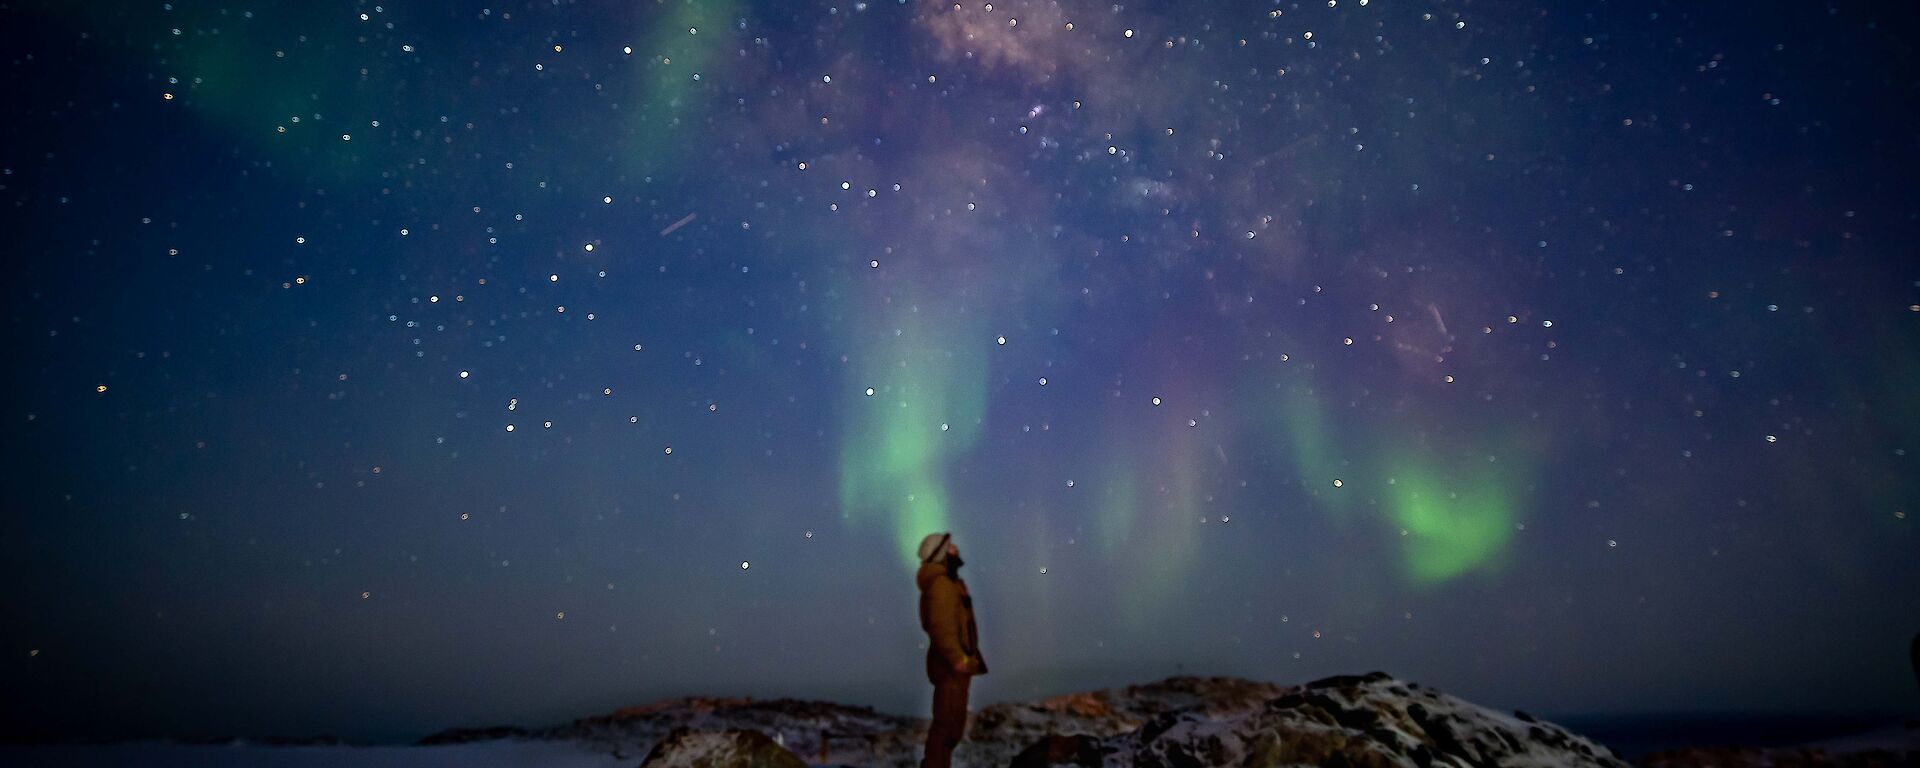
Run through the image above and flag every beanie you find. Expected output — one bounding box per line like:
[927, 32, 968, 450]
[917, 532, 952, 563]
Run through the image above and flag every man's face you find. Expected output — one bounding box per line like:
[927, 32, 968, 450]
[947, 543, 961, 560]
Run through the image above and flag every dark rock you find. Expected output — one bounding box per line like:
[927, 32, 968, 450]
[1138, 711, 1194, 745]
[1303, 671, 1393, 690]
[256, 735, 344, 747]
[416, 724, 532, 745]
[1010, 734, 1111, 768]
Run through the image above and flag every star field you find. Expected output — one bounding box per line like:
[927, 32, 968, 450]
[3, 0, 1916, 744]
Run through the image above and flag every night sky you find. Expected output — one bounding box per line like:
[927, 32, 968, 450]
[4, 0, 1917, 745]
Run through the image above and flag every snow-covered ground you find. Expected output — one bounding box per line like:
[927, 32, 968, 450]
[7, 680, 1911, 767]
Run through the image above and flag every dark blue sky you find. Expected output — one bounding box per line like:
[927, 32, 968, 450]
[4, 0, 1916, 744]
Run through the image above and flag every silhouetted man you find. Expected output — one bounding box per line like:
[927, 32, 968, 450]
[917, 532, 986, 768]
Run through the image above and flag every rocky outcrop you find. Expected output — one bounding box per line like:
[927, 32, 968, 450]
[638, 728, 808, 768]
[416, 673, 1634, 767]
[963, 676, 1289, 767]
[1011, 672, 1629, 768]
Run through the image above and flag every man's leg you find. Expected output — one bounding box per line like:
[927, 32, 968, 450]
[922, 679, 951, 768]
[923, 675, 971, 768]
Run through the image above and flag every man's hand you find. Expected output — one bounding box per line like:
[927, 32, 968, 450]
[952, 658, 972, 675]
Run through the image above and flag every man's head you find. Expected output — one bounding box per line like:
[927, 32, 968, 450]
[918, 532, 961, 565]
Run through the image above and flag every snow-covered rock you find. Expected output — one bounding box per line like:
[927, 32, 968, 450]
[1003, 671, 1628, 768]
[6, 676, 1901, 767]
[638, 728, 808, 768]
[408, 673, 1627, 767]
[960, 676, 1289, 768]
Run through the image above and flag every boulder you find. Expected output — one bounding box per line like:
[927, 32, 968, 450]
[638, 727, 808, 768]
[1010, 733, 1112, 768]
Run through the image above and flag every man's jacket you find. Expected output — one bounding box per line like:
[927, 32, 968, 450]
[917, 561, 986, 682]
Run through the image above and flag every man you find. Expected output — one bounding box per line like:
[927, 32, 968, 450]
[917, 532, 986, 768]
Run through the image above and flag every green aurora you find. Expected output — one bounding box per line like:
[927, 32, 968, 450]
[837, 303, 990, 568]
[1270, 381, 1522, 586]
